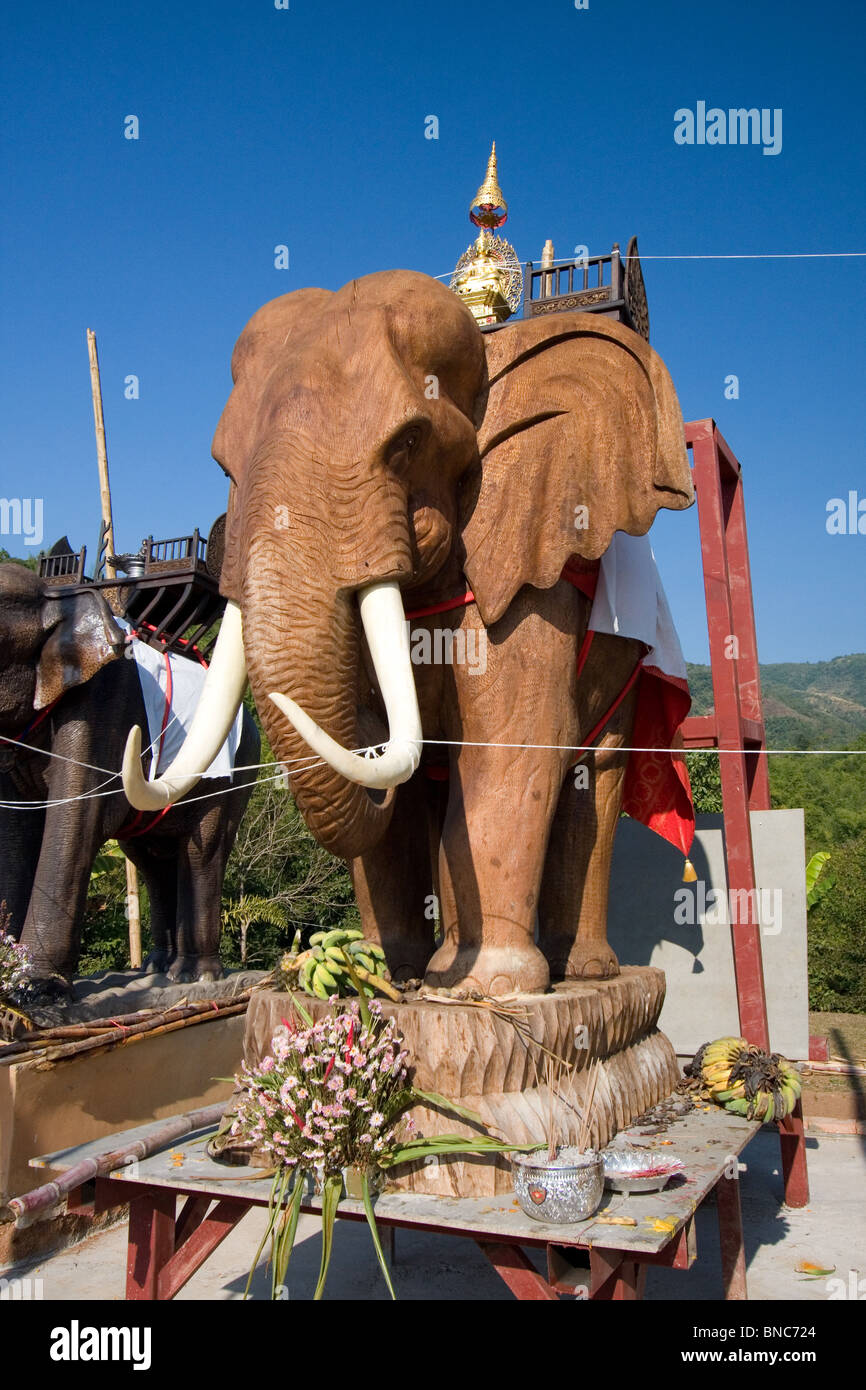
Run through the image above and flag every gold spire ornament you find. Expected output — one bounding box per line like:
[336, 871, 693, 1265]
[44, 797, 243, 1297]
[450, 142, 523, 326]
[470, 142, 508, 226]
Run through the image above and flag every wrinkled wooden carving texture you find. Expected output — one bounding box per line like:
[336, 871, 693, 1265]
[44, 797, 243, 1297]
[246, 967, 680, 1197]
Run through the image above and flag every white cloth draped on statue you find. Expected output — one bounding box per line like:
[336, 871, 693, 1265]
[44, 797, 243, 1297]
[588, 532, 688, 682]
[116, 620, 244, 780]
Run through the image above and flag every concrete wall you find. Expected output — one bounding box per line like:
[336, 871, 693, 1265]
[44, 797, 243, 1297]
[608, 810, 809, 1059]
[0, 1014, 246, 1203]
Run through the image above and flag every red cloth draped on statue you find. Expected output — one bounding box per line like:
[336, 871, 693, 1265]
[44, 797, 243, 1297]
[405, 558, 695, 859]
[550, 559, 695, 858]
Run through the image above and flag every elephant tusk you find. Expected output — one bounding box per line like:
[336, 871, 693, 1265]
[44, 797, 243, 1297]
[121, 600, 248, 811]
[269, 580, 422, 791]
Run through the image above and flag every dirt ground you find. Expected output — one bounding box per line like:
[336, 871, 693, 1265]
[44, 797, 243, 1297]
[810, 1011, 866, 1064]
[804, 1012, 866, 1123]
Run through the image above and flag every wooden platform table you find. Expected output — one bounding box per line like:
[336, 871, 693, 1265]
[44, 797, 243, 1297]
[32, 1101, 763, 1301]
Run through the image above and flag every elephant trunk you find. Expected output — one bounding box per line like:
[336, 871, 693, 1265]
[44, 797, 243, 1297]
[242, 539, 414, 859]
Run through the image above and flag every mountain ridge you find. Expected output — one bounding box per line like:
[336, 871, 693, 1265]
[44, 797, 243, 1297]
[685, 653, 866, 749]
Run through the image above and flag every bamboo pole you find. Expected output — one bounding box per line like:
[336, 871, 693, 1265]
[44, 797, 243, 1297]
[6, 1101, 227, 1219]
[125, 857, 142, 968]
[0, 994, 252, 1068]
[86, 329, 116, 581]
[87, 329, 143, 963]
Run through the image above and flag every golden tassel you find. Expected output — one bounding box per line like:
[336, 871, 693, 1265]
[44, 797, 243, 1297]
[682, 858, 698, 883]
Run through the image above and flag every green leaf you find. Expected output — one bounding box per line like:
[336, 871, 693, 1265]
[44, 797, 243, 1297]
[339, 949, 371, 1027]
[380, 1136, 541, 1168]
[806, 851, 833, 909]
[313, 1175, 343, 1301]
[90, 840, 126, 879]
[361, 1173, 396, 1301]
[291, 995, 314, 1028]
[272, 1173, 305, 1299]
[245, 1167, 285, 1301]
[409, 1087, 487, 1126]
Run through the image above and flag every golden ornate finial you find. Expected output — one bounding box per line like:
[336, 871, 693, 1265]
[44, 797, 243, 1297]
[451, 143, 523, 327]
[470, 142, 508, 228]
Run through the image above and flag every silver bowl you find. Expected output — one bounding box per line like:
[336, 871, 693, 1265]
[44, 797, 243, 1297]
[602, 1144, 684, 1194]
[512, 1148, 604, 1223]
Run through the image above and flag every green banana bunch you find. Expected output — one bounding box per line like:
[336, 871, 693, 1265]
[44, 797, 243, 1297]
[298, 928, 390, 1000]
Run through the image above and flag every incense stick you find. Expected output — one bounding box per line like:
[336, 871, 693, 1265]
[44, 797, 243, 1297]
[577, 1059, 602, 1153]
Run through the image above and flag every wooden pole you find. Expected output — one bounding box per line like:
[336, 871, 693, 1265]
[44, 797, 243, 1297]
[125, 857, 142, 968]
[87, 330, 141, 962]
[86, 328, 116, 580]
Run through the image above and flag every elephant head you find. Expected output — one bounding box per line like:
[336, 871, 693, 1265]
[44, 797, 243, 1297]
[0, 563, 124, 737]
[122, 271, 692, 859]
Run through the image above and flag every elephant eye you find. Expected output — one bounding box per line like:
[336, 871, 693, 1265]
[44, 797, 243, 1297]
[386, 423, 427, 474]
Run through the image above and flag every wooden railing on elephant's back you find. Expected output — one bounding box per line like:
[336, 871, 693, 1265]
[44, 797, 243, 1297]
[678, 418, 809, 1210]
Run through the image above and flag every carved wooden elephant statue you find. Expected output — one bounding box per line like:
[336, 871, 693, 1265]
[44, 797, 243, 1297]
[123, 271, 694, 996]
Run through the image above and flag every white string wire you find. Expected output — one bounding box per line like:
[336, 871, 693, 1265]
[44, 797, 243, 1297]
[2, 736, 863, 813]
[429, 250, 866, 281]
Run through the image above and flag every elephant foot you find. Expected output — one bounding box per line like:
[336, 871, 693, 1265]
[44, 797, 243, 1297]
[377, 937, 434, 984]
[424, 938, 550, 997]
[542, 936, 620, 981]
[27, 971, 74, 1003]
[167, 955, 225, 983]
[142, 949, 173, 975]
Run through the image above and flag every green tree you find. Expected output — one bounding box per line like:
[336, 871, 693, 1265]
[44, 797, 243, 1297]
[219, 719, 358, 970]
[685, 750, 723, 814]
[807, 829, 866, 1012]
[0, 547, 40, 572]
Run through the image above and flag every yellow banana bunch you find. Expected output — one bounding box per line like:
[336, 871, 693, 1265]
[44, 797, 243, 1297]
[695, 1035, 802, 1122]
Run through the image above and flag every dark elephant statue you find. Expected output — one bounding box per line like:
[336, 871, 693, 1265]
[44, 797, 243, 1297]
[123, 270, 694, 997]
[0, 562, 259, 988]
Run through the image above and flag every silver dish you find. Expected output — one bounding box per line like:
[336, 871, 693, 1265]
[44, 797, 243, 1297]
[602, 1144, 684, 1194]
[512, 1148, 604, 1223]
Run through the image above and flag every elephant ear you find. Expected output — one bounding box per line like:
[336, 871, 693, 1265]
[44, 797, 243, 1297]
[460, 314, 693, 626]
[213, 289, 334, 604]
[35, 590, 124, 709]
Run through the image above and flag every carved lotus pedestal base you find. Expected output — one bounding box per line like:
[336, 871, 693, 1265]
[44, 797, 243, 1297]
[244, 966, 680, 1199]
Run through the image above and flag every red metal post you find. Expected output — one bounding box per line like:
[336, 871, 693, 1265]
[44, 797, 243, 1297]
[715, 1172, 748, 1300]
[685, 420, 771, 1052]
[126, 1190, 176, 1300]
[715, 426, 771, 810]
[590, 1250, 647, 1300]
[477, 1241, 560, 1299]
[158, 1198, 252, 1300]
[778, 1101, 810, 1208]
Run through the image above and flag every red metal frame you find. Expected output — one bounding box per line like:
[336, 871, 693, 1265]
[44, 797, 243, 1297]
[101, 1179, 745, 1302]
[680, 419, 809, 1208]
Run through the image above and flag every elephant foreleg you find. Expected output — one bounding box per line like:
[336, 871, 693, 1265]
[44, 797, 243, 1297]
[0, 798, 44, 940]
[167, 811, 228, 982]
[425, 743, 563, 995]
[22, 809, 104, 982]
[124, 842, 178, 974]
[538, 636, 641, 980]
[423, 585, 579, 995]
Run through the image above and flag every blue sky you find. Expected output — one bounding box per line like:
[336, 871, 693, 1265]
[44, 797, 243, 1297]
[1, 0, 864, 665]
